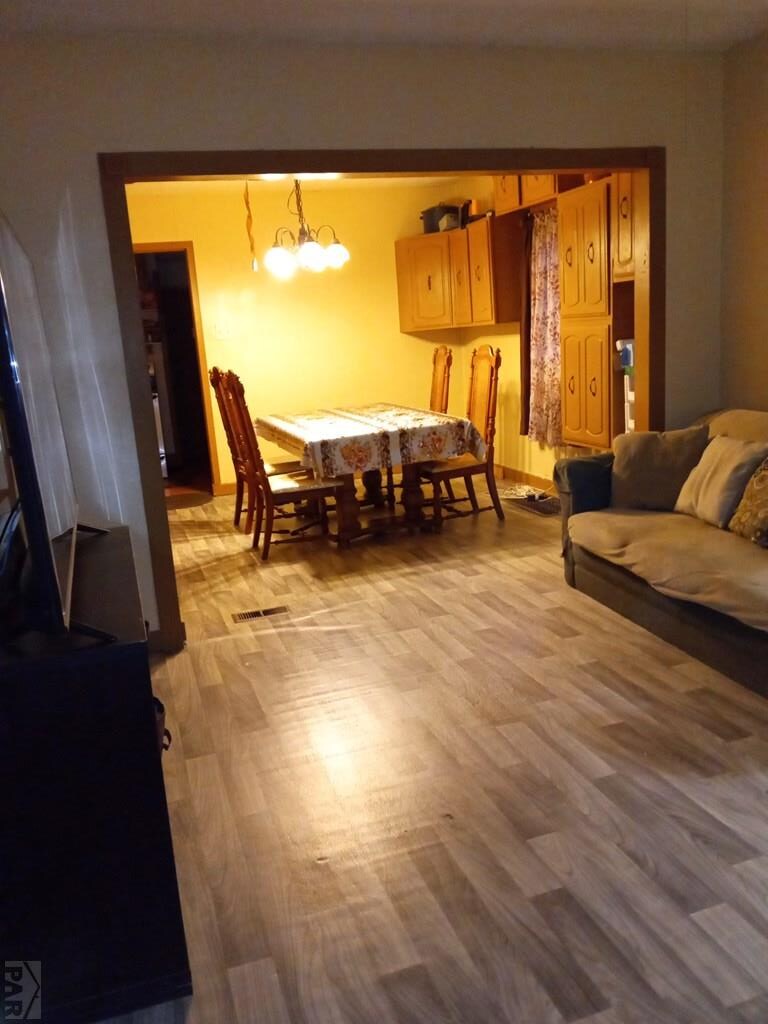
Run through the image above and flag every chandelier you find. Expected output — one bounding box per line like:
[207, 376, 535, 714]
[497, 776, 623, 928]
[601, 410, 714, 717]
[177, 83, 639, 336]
[245, 177, 350, 281]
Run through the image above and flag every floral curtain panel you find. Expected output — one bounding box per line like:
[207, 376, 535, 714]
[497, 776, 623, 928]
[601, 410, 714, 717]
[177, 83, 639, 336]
[527, 207, 562, 446]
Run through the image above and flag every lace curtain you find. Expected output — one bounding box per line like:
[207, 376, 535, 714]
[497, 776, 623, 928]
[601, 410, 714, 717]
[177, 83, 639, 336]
[527, 208, 562, 446]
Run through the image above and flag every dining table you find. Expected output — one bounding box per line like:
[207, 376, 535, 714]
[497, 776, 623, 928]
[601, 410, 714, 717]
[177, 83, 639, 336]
[255, 403, 486, 545]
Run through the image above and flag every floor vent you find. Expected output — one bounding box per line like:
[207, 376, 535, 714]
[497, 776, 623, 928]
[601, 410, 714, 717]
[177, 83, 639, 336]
[232, 605, 288, 623]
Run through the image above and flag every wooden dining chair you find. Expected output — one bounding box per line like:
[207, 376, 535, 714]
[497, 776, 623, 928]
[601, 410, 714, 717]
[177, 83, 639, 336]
[222, 371, 343, 560]
[209, 366, 304, 530]
[429, 344, 453, 414]
[386, 344, 454, 504]
[420, 345, 505, 530]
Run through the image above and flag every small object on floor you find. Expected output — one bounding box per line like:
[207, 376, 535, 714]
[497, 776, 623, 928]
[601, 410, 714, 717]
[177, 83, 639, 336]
[502, 485, 561, 517]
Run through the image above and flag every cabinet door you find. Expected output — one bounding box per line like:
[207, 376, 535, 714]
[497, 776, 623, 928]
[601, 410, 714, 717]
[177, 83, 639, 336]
[448, 229, 472, 326]
[583, 321, 611, 448]
[521, 174, 556, 205]
[558, 194, 582, 316]
[581, 179, 609, 316]
[410, 234, 453, 329]
[561, 326, 585, 443]
[612, 171, 634, 281]
[494, 174, 521, 215]
[467, 218, 495, 324]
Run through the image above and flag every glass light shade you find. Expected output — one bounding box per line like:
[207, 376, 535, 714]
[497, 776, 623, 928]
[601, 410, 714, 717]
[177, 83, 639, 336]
[325, 241, 350, 269]
[263, 245, 296, 280]
[251, 257, 259, 272]
[297, 239, 326, 272]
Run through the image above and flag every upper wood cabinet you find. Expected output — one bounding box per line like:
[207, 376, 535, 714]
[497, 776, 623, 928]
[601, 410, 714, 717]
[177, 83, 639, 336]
[521, 174, 557, 205]
[394, 234, 452, 331]
[561, 319, 611, 448]
[467, 218, 495, 324]
[558, 178, 609, 318]
[611, 171, 635, 281]
[396, 215, 524, 332]
[493, 174, 521, 215]
[448, 229, 472, 327]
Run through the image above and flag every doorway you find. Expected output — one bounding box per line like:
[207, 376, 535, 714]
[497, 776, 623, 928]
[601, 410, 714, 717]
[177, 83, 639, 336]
[101, 148, 666, 651]
[133, 244, 216, 500]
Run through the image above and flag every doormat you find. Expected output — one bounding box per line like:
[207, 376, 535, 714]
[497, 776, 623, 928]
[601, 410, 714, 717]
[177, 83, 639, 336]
[504, 492, 561, 517]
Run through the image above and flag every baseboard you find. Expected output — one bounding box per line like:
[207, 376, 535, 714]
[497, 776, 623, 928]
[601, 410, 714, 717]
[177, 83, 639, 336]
[495, 464, 553, 493]
[212, 481, 237, 497]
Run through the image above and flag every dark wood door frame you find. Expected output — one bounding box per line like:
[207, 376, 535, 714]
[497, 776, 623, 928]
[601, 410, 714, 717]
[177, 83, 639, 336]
[98, 147, 666, 652]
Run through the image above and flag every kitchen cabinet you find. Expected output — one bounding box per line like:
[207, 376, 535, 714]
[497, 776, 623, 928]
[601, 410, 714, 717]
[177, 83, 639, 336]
[493, 174, 521, 215]
[521, 174, 557, 205]
[448, 229, 472, 326]
[396, 215, 524, 332]
[611, 171, 635, 281]
[558, 178, 609, 318]
[467, 217, 495, 324]
[395, 233, 453, 331]
[561, 319, 611, 448]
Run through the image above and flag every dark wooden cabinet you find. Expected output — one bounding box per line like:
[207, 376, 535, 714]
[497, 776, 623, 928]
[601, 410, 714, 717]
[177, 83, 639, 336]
[0, 528, 191, 1023]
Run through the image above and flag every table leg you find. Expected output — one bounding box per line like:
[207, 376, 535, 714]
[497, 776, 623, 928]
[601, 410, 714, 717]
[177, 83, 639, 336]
[361, 468, 385, 507]
[336, 473, 361, 547]
[401, 464, 424, 531]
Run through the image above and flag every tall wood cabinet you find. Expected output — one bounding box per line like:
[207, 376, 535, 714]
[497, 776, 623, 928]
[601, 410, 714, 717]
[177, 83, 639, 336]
[561, 319, 611, 448]
[558, 178, 612, 448]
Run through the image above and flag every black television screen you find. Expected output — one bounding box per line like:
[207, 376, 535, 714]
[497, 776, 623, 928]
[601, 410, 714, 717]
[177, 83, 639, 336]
[0, 215, 78, 632]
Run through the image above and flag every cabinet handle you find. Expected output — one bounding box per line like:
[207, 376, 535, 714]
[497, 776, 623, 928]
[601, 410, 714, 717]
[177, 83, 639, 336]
[427, 274, 432, 291]
[589, 376, 598, 397]
[456, 269, 463, 286]
[565, 247, 573, 267]
[475, 265, 481, 281]
[587, 241, 595, 264]
[568, 375, 575, 395]
[620, 196, 630, 219]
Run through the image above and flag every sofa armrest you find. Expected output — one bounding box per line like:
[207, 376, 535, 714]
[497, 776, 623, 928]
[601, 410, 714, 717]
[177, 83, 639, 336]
[553, 453, 614, 554]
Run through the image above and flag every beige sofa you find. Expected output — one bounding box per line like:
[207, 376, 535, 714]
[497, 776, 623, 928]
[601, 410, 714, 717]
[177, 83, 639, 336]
[554, 410, 768, 694]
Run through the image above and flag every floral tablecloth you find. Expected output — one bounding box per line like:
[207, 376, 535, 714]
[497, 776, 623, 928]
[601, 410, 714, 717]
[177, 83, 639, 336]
[255, 404, 486, 478]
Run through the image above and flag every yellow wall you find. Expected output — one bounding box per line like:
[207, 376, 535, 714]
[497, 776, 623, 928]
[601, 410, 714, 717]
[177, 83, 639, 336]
[722, 29, 768, 410]
[129, 175, 594, 491]
[128, 179, 466, 482]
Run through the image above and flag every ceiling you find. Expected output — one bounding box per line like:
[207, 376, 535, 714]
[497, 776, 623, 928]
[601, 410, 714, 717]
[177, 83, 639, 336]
[2, 0, 767, 52]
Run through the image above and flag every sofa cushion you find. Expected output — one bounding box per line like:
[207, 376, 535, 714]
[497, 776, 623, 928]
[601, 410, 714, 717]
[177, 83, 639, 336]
[705, 408, 768, 444]
[729, 458, 768, 548]
[568, 509, 768, 632]
[610, 425, 709, 511]
[675, 435, 768, 527]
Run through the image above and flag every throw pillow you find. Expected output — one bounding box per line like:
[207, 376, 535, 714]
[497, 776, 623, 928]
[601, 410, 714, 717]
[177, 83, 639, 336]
[610, 424, 710, 511]
[675, 435, 768, 528]
[729, 457, 768, 547]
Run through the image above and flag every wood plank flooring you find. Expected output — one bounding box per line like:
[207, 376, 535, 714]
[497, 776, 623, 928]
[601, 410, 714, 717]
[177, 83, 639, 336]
[107, 493, 768, 1023]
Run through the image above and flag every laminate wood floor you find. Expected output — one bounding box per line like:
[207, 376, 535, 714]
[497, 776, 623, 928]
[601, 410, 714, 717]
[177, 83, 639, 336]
[108, 493, 768, 1024]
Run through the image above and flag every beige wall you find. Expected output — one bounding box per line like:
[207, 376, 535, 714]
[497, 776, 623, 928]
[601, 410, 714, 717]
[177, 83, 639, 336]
[722, 30, 768, 410]
[0, 36, 724, 625]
